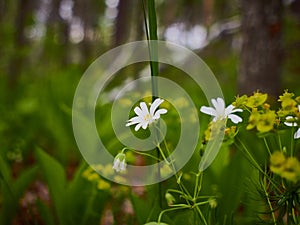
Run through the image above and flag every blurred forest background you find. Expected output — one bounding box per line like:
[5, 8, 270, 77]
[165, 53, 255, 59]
[1, 0, 300, 224]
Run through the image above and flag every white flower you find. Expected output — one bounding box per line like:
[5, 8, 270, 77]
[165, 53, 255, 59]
[284, 105, 300, 139]
[126, 98, 167, 131]
[112, 153, 127, 172]
[200, 97, 243, 124]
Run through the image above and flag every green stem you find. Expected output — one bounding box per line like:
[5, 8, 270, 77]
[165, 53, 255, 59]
[193, 172, 203, 199]
[235, 137, 281, 192]
[262, 176, 277, 225]
[167, 189, 192, 201]
[277, 131, 282, 151]
[156, 143, 169, 163]
[142, 0, 162, 207]
[127, 148, 161, 162]
[157, 205, 190, 223]
[195, 205, 208, 225]
[153, 124, 192, 203]
[236, 137, 265, 174]
[263, 137, 271, 156]
[291, 126, 294, 156]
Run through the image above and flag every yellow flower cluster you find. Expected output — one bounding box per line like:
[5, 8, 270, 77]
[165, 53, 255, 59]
[234, 91, 277, 133]
[270, 151, 300, 183]
[204, 120, 226, 142]
[82, 165, 112, 190]
[247, 107, 276, 133]
[203, 120, 238, 144]
[277, 90, 300, 117]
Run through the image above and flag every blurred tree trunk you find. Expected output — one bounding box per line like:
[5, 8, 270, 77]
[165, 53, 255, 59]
[44, 0, 70, 65]
[238, 0, 283, 96]
[74, 0, 100, 67]
[114, 0, 132, 46]
[8, 0, 35, 87]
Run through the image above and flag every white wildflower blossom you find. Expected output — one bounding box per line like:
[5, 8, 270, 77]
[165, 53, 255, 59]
[284, 105, 300, 139]
[126, 98, 167, 131]
[200, 97, 243, 124]
[112, 153, 127, 173]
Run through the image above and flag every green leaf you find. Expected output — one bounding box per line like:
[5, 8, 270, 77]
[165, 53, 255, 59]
[131, 193, 158, 224]
[147, 0, 158, 41]
[0, 165, 38, 225]
[36, 199, 56, 225]
[173, 210, 195, 225]
[65, 161, 110, 225]
[0, 154, 11, 183]
[35, 148, 67, 224]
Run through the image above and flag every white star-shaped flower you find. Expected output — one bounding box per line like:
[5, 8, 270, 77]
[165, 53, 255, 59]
[284, 105, 300, 139]
[200, 97, 243, 124]
[126, 98, 167, 131]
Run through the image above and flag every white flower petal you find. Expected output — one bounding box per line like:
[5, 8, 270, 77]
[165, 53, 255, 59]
[226, 104, 243, 114]
[211, 99, 219, 114]
[201, 98, 243, 124]
[153, 109, 167, 119]
[141, 121, 149, 129]
[231, 108, 243, 113]
[150, 98, 164, 115]
[284, 116, 297, 127]
[134, 106, 143, 116]
[200, 106, 217, 116]
[214, 98, 225, 116]
[228, 114, 243, 124]
[294, 128, 300, 139]
[298, 105, 300, 112]
[126, 99, 167, 131]
[126, 116, 141, 126]
[134, 123, 143, 131]
[120, 159, 127, 171]
[284, 122, 295, 127]
[112, 158, 120, 171]
[140, 102, 149, 115]
[224, 105, 234, 116]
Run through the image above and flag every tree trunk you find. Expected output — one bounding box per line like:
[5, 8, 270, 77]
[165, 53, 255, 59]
[238, 0, 283, 96]
[114, 0, 132, 46]
[8, 0, 34, 87]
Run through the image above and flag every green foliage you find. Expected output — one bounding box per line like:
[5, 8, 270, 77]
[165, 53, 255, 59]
[1, 1, 300, 225]
[0, 155, 38, 225]
[35, 148, 67, 223]
[35, 148, 111, 225]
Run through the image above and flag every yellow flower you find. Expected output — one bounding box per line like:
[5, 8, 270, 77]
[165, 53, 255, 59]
[246, 109, 260, 130]
[278, 90, 298, 114]
[270, 151, 286, 174]
[281, 98, 297, 112]
[245, 92, 268, 108]
[281, 157, 300, 183]
[256, 110, 276, 133]
[97, 179, 111, 190]
[103, 164, 115, 176]
[114, 175, 127, 183]
[82, 166, 93, 179]
[83, 166, 102, 181]
[83, 166, 111, 190]
[204, 121, 225, 141]
[278, 90, 294, 102]
[173, 97, 189, 108]
[224, 126, 237, 137]
[232, 95, 248, 108]
[119, 98, 133, 107]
